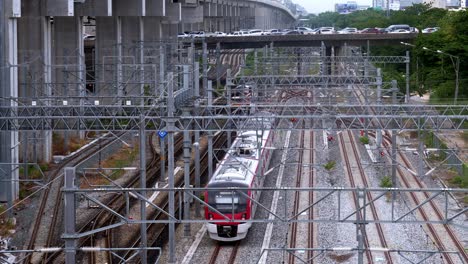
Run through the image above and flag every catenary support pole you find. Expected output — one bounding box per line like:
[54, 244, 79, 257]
[202, 41, 208, 97]
[406, 51, 410, 103]
[226, 69, 232, 148]
[194, 108, 201, 217]
[139, 115, 147, 264]
[216, 42, 221, 91]
[391, 80, 398, 198]
[159, 46, 166, 183]
[167, 72, 176, 264]
[208, 81, 214, 179]
[183, 108, 191, 236]
[64, 168, 76, 264]
[376, 69, 382, 162]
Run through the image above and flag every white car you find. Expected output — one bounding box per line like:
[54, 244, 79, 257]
[338, 27, 358, 34]
[319, 27, 336, 34]
[247, 29, 264, 36]
[188, 31, 205, 38]
[214, 31, 227, 36]
[295, 26, 316, 34]
[319, 29, 335, 34]
[262, 29, 282, 35]
[422, 27, 439, 33]
[389, 29, 410, 33]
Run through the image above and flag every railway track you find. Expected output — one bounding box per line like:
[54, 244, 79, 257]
[338, 132, 374, 263]
[350, 74, 467, 262]
[44, 132, 185, 263]
[119, 132, 229, 264]
[340, 130, 394, 263]
[25, 132, 125, 264]
[307, 130, 315, 263]
[208, 241, 240, 264]
[379, 133, 468, 264]
[288, 127, 305, 264]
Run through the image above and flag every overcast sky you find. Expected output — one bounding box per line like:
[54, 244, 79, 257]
[294, 0, 373, 14]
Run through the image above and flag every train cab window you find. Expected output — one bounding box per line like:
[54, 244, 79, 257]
[238, 147, 253, 156]
[208, 190, 247, 214]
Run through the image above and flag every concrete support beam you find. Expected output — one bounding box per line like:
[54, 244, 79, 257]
[53, 16, 84, 99]
[114, 0, 146, 16]
[75, 0, 112, 16]
[45, 0, 74, 16]
[146, 0, 165, 16]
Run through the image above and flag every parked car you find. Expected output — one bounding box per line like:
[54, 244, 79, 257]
[282, 30, 303, 35]
[338, 27, 358, 34]
[247, 29, 264, 36]
[388, 29, 411, 33]
[385, 24, 411, 33]
[318, 27, 336, 34]
[214, 31, 227, 36]
[262, 29, 282, 35]
[295, 26, 316, 34]
[189, 31, 205, 38]
[359, 28, 381, 34]
[422, 27, 439, 33]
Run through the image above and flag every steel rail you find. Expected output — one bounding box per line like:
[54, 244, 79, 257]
[347, 130, 393, 263]
[338, 133, 374, 263]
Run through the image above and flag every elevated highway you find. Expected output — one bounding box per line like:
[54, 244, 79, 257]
[0, 0, 296, 201]
[186, 33, 418, 49]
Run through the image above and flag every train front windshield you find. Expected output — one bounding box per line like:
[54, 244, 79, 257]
[208, 190, 248, 214]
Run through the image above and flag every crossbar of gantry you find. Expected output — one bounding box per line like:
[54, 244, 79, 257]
[229, 75, 379, 86]
[257, 56, 408, 64]
[59, 187, 468, 231]
[0, 103, 466, 131]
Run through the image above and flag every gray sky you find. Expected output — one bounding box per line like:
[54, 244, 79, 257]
[294, 0, 373, 14]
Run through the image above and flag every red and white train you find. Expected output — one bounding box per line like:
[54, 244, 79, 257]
[204, 114, 275, 241]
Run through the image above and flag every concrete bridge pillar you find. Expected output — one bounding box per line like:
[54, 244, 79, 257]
[17, 2, 53, 164]
[325, 46, 332, 75]
[0, 0, 20, 205]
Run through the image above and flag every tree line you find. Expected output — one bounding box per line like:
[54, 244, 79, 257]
[303, 4, 468, 103]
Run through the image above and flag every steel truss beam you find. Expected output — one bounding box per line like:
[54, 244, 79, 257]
[0, 103, 466, 131]
[259, 248, 464, 264]
[61, 187, 468, 232]
[230, 75, 378, 86]
[257, 56, 408, 64]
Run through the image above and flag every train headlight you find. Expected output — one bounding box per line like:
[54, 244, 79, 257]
[209, 213, 213, 220]
[242, 213, 246, 220]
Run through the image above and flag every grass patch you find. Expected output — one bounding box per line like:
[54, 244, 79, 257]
[19, 164, 48, 179]
[379, 176, 393, 188]
[359, 136, 369, 145]
[323, 160, 336, 171]
[0, 218, 15, 237]
[81, 144, 139, 188]
[53, 133, 88, 155]
[449, 175, 468, 188]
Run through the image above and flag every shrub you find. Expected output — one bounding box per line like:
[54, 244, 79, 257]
[449, 175, 468, 188]
[359, 136, 370, 145]
[324, 161, 336, 171]
[380, 176, 393, 188]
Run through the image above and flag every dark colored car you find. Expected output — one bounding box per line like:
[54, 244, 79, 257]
[360, 28, 381, 34]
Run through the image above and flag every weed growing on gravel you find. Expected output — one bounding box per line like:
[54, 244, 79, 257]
[324, 161, 336, 171]
[379, 176, 393, 188]
[359, 136, 369, 145]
